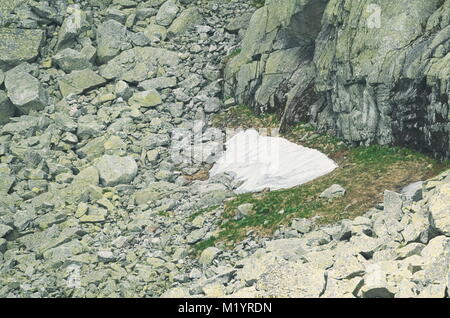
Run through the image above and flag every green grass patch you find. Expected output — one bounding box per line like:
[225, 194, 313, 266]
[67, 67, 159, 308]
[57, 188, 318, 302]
[192, 105, 450, 251]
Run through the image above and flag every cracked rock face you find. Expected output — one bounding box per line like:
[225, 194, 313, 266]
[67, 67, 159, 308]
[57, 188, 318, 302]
[225, 0, 450, 159]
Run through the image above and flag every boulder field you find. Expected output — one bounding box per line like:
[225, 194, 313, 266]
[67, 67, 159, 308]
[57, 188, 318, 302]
[0, 0, 448, 298]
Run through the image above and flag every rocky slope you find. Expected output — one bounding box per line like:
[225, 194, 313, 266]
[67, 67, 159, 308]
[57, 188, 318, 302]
[224, 0, 450, 159]
[165, 170, 450, 298]
[0, 0, 256, 297]
[0, 0, 448, 298]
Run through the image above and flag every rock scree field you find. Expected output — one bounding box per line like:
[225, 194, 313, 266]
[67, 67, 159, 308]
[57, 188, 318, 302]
[0, 0, 449, 298]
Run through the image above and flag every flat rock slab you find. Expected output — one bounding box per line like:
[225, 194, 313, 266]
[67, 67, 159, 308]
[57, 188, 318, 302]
[95, 155, 138, 187]
[0, 28, 44, 71]
[5, 71, 48, 114]
[99, 47, 179, 82]
[0, 91, 15, 125]
[58, 69, 106, 97]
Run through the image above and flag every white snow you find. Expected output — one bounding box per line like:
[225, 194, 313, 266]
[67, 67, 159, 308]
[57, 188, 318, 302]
[209, 129, 338, 194]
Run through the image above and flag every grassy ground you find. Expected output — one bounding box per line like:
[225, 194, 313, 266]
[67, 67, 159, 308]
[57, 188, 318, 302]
[192, 106, 450, 252]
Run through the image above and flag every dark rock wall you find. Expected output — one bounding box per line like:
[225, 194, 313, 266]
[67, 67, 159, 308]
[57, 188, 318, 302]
[225, 0, 450, 159]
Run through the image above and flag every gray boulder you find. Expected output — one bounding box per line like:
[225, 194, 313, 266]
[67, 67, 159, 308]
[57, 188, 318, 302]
[167, 7, 203, 37]
[5, 70, 48, 114]
[401, 181, 424, 202]
[0, 91, 15, 125]
[204, 97, 221, 114]
[99, 47, 179, 82]
[428, 176, 450, 236]
[128, 89, 162, 108]
[320, 184, 346, 199]
[96, 19, 131, 64]
[199, 247, 221, 266]
[56, 6, 90, 50]
[156, 0, 179, 27]
[95, 155, 138, 187]
[52, 48, 91, 72]
[0, 28, 44, 70]
[58, 69, 106, 97]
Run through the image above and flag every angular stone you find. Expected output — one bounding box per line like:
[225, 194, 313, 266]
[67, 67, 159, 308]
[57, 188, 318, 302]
[95, 155, 138, 187]
[58, 69, 106, 97]
[204, 97, 221, 114]
[401, 181, 423, 202]
[134, 181, 178, 205]
[237, 251, 279, 286]
[5, 70, 47, 114]
[236, 203, 254, 219]
[0, 91, 15, 125]
[291, 218, 313, 234]
[138, 77, 177, 90]
[256, 261, 327, 297]
[0, 173, 14, 194]
[186, 228, 207, 244]
[361, 262, 398, 298]
[329, 254, 366, 280]
[97, 250, 115, 262]
[129, 89, 162, 108]
[96, 19, 131, 64]
[0, 224, 13, 238]
[401, 211, 432, 244]
[167, 7, 203, 37]
[52, 48, 91, 72]
[384, 190, 404, 219]
[156, 0, 179, 27]
[199, 247, 221, 266]
[57, 7, 89, 49]
[429, 183, 450, 236]
[396, 243, 426, 260]
[99, 47, 179, 82]
[320, 184, 346, 199]
[322, 277, 363, 298]
[0, 28, 44, 70]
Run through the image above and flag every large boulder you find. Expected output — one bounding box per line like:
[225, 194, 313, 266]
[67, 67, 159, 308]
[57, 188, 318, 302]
[99, 47, 179, 82]
[52, 48, 92, 72]
[56, 6, 90, 50]
[0, 28, 44, 71]
[167, 7, 203, 37]
[58, 69, 106, 97]
[4, 70, 48, 114]
[95, 155, 138, 187]
[96, 19, 131, 64]
[428, 171, 450, 236]
[0, 91, 15, 125]
[156, 0, 179, 27]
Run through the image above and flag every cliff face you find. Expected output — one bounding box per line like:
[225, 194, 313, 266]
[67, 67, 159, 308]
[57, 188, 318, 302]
[225, 0, 450, 159]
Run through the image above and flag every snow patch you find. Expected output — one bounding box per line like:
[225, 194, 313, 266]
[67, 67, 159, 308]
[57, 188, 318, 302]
[209, 129, 338, 194]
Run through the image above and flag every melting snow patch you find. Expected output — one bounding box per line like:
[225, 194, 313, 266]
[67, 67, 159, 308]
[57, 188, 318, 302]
[209, 129, 338, 194]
